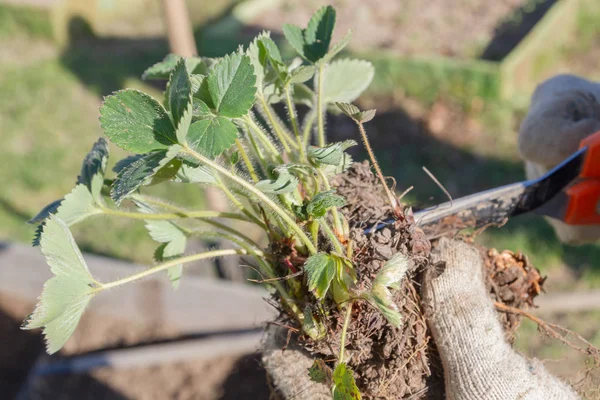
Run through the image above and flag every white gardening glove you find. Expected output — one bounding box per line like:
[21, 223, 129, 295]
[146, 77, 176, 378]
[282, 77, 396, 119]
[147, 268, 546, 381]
[422, 238, 578, 400]
[518, 74, 600, 244]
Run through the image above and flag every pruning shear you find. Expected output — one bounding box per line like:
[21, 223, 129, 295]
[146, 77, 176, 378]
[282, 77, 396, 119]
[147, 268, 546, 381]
[366, 130, 600, 238]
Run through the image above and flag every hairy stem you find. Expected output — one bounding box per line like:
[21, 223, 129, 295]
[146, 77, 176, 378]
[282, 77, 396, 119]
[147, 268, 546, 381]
[339, 301, 354, 363]
[215, 179, 264, 227]
[258, 96, 298, 152]
[284, 85, 306, 159]
[194, 219, 263, 250]
[99, 249, 254, 290]
[309, 220, 319, 249]
[242, 127, 270, 177]
[183, 146, 317, 254]
[316, 64, 326, 147]
[302, 109, 317, 147]
[235, 139, 259, 182]
[315, 167, 343, 235]
[320, 220, 344, 255]
[243, 115, 282, 161]
[100, 206, 249, 222]
[356, 121, 398, 211]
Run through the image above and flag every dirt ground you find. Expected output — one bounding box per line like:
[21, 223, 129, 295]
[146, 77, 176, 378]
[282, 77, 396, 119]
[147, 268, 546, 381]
[0, 294, 271, 400]
[250, 0, 554, 59]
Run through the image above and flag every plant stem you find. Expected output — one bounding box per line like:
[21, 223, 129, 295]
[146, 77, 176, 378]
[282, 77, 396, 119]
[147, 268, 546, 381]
[284, 85, 306, 159]
[194, 219, 263, 250]
[258, 96, 297, 151]
[316, 64, 326, 147]
[244, 128, 269, 177]
[339, 301, 354, 363]
[309, 220, 319, 249]
[302, 109, 317, 147]
[183, 146, 317, 254]
[235, 139, 259, 183]
[99, 249, 253, 290]
[100, 206, 249, 222]
[320, 220, 344, 255]
[243, 115, 283, 161]
[315, 167, 343, 235]
[356, 121, 398, 211]
[215, 179, 264, 227]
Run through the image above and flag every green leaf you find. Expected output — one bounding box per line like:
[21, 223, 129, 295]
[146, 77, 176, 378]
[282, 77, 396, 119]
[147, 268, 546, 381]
[168, 58, 193, 130]
[304, 253, 335, 300]
[22, 216, 99, 354]
[195, 77, 215, 109]
[77, 138, 109, 203]
[142, 54, 205, 80]
[259, 36, 283, 65]
[208, 52, 256, 118]
[186, 117, 238, 158]
[30, 199, 64, 247]
[100, 90, 177, 153]
[373, 253, 409, 290]
[149, 157, 183, 185]
[365, 253, 410, 329]
[175, 100, 193, 144]
[323, 60, 374, 103]
[55, 185, 101, 226]
[336, 102, 360, 118]
[174, 163, 216, 184]
[336, 102, 376, 123]
[332, 363, 361, 400]
[255, 167, 299, 194]
[306, 190, 345, 219]
[142, 54, 181, 80]
[29, 199, 63, 224]
[192, 98, 212, 119]
[319, 29, 352, 65]
[111, 148, 179, 205]
[308, 359, 331, 384]
[145, 219, 187, 289]
[282, 24, 305, 59]
[289, 66, 315, 84]
[308, 140, 357, 166]
[304, 5, 336, 62]
[247, 32, 272, 94]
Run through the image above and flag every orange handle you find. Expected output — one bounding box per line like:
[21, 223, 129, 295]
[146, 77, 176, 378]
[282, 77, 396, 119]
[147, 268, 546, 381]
[564, 180, 600, 225]
[564, 130, 600, 224]
[578, 130, 600, 178]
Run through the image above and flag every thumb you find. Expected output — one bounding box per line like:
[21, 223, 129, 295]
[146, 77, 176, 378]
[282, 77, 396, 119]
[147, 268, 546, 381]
[422, 238, 578, 400]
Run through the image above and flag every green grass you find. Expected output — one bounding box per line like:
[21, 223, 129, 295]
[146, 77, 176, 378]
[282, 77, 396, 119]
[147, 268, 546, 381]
[0, 4, 52, 39]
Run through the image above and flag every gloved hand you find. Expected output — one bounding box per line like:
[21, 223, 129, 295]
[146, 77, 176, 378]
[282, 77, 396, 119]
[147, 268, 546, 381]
[518, 74, 600, 244]
[262, 239, 579, 399]
[421, 238, 577, 400]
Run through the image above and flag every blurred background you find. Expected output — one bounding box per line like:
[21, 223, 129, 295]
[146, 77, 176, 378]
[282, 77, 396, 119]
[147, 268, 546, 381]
[1, 0, 599, 398]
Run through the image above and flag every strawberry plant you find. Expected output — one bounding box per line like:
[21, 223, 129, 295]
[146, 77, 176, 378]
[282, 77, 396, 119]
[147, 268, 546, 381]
[23, 5, 428, 399]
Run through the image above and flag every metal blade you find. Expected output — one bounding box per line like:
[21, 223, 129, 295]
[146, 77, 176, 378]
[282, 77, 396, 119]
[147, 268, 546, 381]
[363, 147, 586, 237]
[414, 147, 586, 237]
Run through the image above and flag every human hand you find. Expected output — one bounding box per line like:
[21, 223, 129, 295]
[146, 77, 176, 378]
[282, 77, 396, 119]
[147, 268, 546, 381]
[262, 238, 578, 399]
[421, 238, 578, 400]
[518, 74, 600, 244]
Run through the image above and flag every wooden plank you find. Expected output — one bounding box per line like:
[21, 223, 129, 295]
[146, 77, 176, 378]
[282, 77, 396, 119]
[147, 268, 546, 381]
[0, 242, 276, 334]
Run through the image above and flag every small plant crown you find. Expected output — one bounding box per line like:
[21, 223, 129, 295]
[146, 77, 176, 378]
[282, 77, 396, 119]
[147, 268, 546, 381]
[23, 6, 406, 398]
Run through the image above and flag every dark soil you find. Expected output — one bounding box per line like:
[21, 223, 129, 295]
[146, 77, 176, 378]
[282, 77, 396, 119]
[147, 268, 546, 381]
[268, 161, 546, 399]
[481, 247, 545, 341]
